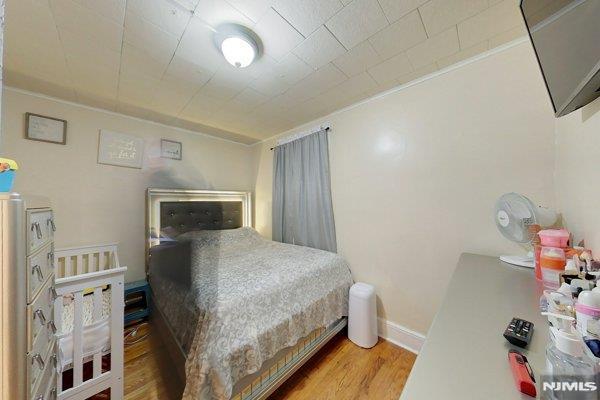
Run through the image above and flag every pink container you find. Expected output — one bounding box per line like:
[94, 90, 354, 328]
[538, 229, 570, 248]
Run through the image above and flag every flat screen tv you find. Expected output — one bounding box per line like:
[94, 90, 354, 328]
[520, 0, 600, 116]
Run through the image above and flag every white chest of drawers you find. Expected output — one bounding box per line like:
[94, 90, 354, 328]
[1, 193, 57, 400]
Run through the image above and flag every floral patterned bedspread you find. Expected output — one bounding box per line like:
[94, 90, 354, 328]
[150, 227, 353, 399]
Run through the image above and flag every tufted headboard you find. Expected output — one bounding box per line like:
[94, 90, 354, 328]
[146, 189, 252, 272]
[160, 201, 243, 233]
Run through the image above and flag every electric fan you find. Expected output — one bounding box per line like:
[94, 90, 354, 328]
[494, 192, 558, 268]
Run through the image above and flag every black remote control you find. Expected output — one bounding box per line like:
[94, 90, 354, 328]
[504, 317, 534, 348]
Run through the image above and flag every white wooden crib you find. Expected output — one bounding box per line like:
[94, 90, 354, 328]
[54, 244, 127, 400]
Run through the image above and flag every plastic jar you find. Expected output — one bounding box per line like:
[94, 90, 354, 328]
[538, 229, 570, 248]
[540, 246, 566, 288]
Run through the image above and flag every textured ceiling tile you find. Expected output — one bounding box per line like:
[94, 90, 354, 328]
[254, 8, 305, 61]
[124, 11, 179, 63]
[127, 0, 192, 37]
[4, 69, 78, 102]
[116, 102, 153, 120]
[175, 16, 227, 72]
[150, 82, 197, 115]
[248, 75, 290, 97]
[458, 0, 523, 48]
[4, 52, 65, 84]
[406, 27, 459, 69]
[120, 43, 171, 80]
[232, 87, 270, 107]
[298, 63, 347, 94]
[488, 24, 526, 48]
[239, 54, 279, 80]
[324, 71, 377, 103]
[179, 92, 227, 120]
[197, 72, 249, 101]
[377, 0, 429, 22]
[118, 70, 161, 107]
[396, 63, 438, 85]
[436, 40, 488, 69]
[75, 92, 118, 111]
[419, 0, 488, 37]
[58, 28, 121, 71]
[6, 0, 59, 46]
[273, 0, 343, 36]
[225, 0, 271, 22]
[292, 26, 347, 69]
[72, 0, 126, 24]
[67, 59, 120, 98]
[272, 53, 314, 86]
[144, 110, 177, 126]
[325, 0, 389, 49]
[368, 10, 427, 60]
[164, 57, 213, 88]
[50, 0, 123, 51]
[193, 0, 253, 28]
[367, 52, 413, 85]
[333, 40, 382, 77]
[52, 2, 120, 48]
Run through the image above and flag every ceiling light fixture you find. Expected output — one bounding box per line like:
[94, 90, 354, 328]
[214, 24, 261, 68]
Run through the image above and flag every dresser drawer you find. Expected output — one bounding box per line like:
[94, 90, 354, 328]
[27, 278, 56, 351]
[31, 343, 57, 400]
[27, 209, 55, 256]
[33, 381, 57, 400]
[27, 243, 54, 303]
[28, 341, 56, 397]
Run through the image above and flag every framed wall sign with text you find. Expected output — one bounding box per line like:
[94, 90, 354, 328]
[25, 113, 67, 144]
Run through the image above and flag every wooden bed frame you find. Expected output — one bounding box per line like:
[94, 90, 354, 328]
[145, 188, 348, 399]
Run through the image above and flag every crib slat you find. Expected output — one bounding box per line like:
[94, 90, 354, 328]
[99, 252, 105, 271]
[73, 291, 84, 386]
[65, 257, 72, 278]
[89, 252, 97, 273]
[92, 287, 103, 378]
[55, 278, 64, 393]
[76, 255, 83, 275]
[110, 277, 125, 398]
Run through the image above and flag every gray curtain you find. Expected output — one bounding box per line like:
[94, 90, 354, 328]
[272, 129, 337, 252]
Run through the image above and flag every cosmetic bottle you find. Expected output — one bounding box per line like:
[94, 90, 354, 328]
[545, 315, 598, 399]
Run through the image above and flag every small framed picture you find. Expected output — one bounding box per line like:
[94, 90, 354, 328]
[161, 139, 182, 160]
[25, 113, 67, 145]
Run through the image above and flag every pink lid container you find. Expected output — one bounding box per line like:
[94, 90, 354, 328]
[576, 302, 600, 317]
[538, 229, 570, 248]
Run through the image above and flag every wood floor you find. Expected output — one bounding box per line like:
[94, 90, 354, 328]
[116, 322, 416, 400]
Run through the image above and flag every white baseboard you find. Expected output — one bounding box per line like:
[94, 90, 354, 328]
[377, 318, 426, 354]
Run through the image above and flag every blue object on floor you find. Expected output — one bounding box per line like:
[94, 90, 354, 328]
[124, 280, 151, 324]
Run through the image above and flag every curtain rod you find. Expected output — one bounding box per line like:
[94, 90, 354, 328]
[269, 126, 330, 151]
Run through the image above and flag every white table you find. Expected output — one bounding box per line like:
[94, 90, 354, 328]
[400, 253, 549, 399]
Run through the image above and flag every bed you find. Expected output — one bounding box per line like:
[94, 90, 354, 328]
[146, 189, 353, 400]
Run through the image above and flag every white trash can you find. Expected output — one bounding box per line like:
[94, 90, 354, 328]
[348, 282, 378, 348]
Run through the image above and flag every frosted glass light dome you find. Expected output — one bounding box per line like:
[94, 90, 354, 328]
[221, 36, 256, 68]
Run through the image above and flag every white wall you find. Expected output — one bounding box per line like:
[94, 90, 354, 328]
[253, 41, 557, 335]
[555, 97, 600, 253]
[1, 88, 255, 282]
